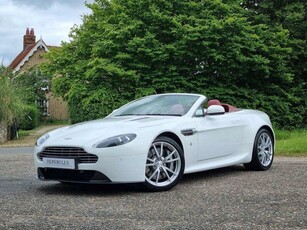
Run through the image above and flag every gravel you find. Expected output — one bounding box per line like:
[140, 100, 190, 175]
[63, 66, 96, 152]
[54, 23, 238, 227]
[0, 152, 306, 230]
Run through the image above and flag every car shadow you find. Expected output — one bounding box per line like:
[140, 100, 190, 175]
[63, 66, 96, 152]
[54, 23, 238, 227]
[180, 165, 247, 185]
[37, 182, 144, 196]
[37, 165, 247, 195]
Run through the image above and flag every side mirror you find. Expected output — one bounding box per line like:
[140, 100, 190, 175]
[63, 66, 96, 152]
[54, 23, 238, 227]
[207, 105, 225, 115]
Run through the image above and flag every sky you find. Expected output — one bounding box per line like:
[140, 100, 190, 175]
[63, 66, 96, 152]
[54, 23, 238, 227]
[0, 0, 94, 66]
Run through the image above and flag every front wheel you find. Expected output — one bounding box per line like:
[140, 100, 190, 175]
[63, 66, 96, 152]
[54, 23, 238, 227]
[244, 128, 274, 171]
[144, 136, 185, 192]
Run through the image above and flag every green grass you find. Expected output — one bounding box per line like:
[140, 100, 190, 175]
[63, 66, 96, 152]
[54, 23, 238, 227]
[41, 119, 70, 125]
[275, 129, 307, 156]
[17, 129, 32, 139]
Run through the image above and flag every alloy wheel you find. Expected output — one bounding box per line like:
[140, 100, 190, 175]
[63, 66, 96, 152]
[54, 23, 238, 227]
[145, 141, 182, 188]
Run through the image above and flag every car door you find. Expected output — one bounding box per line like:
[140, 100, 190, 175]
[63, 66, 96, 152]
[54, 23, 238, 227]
[194, 111, 246, 161]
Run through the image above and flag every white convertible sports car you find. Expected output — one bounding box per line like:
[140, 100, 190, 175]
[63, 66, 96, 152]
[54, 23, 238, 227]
[34, 93, 275, 191]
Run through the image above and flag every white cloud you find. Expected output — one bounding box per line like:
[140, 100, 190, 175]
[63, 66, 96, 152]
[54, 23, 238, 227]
[0, 0, 93, 66]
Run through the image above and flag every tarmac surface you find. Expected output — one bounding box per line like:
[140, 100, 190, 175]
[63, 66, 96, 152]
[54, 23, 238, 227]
[0, 149, 306, 230]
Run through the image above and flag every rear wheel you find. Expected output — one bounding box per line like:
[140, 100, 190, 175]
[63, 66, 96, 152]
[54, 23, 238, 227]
[244, 128, 274, 171]
[144, 136, 184, 192]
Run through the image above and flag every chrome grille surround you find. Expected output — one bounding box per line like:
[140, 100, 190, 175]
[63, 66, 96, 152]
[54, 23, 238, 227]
[38, 146, 98, 164]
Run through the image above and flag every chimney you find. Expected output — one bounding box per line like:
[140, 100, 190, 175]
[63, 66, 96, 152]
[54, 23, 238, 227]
[23, 27, 36, 50]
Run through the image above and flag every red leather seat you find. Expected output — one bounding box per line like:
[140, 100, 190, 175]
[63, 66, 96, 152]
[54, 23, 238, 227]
[208, 99, 239, 112]
[208, 99, 221, 107]
[222, 103, 239, 112]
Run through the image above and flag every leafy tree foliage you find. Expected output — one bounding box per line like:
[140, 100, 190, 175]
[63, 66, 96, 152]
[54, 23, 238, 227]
[13, 67, 49, 102]
[45, 0, 305, 128]
[242, 0, 307, 127]
[13, 67, 51, 118]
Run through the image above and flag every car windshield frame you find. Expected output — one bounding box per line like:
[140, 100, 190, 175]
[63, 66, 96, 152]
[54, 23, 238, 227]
[111, 94, 200, 117]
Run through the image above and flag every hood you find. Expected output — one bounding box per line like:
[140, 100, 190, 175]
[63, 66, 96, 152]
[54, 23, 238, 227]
[42, 116, 179, 147]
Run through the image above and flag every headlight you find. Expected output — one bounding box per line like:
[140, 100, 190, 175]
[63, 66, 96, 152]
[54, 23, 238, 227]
[35, 133, 50, 147]
[93, 134, 137, 148]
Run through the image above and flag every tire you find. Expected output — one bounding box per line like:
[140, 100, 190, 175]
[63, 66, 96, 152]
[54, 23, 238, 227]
[244, 128, 274, 171]
[143, 136, 185, 192]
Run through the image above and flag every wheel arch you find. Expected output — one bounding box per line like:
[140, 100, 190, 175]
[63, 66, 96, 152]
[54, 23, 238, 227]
[156, 132, 184, 154]
[244, 124, 275, 171]
[259, 125, 275, 146]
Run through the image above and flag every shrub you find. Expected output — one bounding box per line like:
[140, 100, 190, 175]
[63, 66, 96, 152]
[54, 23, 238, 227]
[18, 105, 39, 130]
[0, 67, 23, 125]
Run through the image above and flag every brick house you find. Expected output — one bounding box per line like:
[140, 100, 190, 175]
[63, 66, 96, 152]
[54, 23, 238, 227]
[9, 28, 69, 120]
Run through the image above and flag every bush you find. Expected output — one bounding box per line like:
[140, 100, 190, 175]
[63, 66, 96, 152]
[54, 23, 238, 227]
[66, 84, 128, 123]
[202, 86, 304, 130]
[18, 105, 39, 130]
[0, 66, 23, 125]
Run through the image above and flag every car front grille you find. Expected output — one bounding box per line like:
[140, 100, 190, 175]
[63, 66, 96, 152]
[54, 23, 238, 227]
[38, 147, 98, 163]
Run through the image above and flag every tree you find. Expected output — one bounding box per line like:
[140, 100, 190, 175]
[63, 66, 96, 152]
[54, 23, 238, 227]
[242, 0, 307, 127]
[44, 0, 303, 128]
[13, 66, 51, 117]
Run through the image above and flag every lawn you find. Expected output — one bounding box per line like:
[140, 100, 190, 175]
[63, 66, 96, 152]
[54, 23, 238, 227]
[275, 129, 307, 157]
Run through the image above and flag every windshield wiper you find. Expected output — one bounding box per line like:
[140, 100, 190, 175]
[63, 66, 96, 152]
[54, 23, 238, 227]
[116, 113, 182, 117]
[115, 114, 143, 116]
[145, 113, 182, 116]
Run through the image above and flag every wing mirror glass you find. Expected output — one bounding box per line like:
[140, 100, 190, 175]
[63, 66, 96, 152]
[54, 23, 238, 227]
[207, 105, 225, 115]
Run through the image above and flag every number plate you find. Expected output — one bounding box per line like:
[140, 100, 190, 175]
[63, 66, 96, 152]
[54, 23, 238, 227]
[43, 158, 75, 169]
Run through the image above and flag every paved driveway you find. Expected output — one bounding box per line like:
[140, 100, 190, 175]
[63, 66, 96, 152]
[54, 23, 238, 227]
[0, 147, 34, 154]
[0, 149, 306, 229]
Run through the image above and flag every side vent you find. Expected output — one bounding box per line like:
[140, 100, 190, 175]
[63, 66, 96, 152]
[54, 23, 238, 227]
[181, 129, 197, 136]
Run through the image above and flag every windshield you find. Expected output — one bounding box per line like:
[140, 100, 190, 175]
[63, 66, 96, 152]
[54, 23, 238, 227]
[112, 94, 200, 117]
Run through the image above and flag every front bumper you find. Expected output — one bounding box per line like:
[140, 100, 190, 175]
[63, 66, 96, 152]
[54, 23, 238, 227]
[34, 143, 148, 184]
[37, 168, 111, 183]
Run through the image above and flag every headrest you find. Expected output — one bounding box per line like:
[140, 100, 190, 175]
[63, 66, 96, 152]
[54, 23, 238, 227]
[208, 99, 221, 107]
